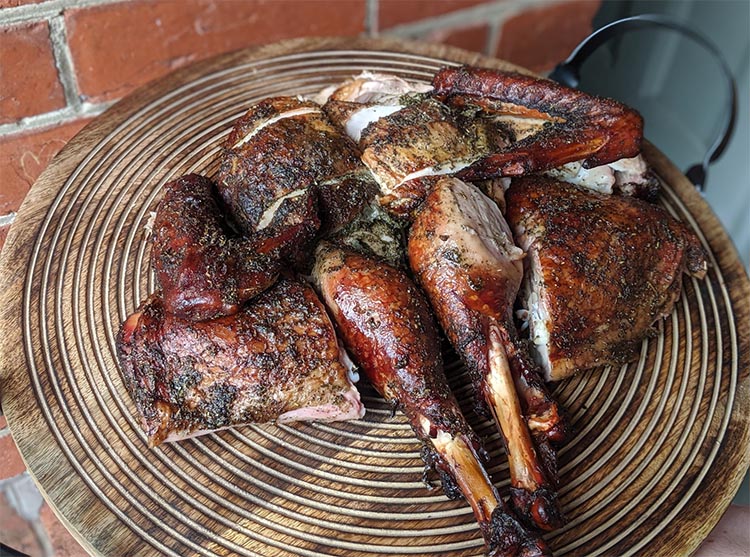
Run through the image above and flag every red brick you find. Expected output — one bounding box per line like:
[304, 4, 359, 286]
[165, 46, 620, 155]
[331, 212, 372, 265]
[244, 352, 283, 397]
[423, 23, 489, 54]
[0, 491, 38, 556]
[0, 21, 66, 124]
[0, 118, 90, 215]
[0, 433, 26, 477]
[379, 0, 489, 30]
[65, 0, 366, 103]
[40, 502, 88, 556]
[496, 0, 601, 73]
[0, 0, 41, 7]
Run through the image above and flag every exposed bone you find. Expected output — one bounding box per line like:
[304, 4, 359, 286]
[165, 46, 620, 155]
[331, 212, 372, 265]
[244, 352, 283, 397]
[408, 177, 565, 531]
[313, 244, 551, 557]
[487, 325, 565, 531]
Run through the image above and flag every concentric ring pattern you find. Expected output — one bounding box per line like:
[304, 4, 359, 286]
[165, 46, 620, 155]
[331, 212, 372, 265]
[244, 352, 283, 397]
[2, 40, 748, 557]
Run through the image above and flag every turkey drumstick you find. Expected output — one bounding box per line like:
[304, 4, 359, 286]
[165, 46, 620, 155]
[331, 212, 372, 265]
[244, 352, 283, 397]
[313, 243, 550, 557]
[408, 176, 565, 531]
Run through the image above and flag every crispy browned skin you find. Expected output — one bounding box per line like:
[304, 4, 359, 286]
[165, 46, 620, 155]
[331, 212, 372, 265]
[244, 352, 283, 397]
[116, 278, 364, 447]
[357, 98, 505, 216]
[408, 177, 565, 530]
[322, 75, 509, 220]
[432, 66, 643, 180]
[505, 175, 707, 380]
[313, 244, 550, 557]
[322, 99, 359, 127]
[217, 97, 377, 247]
[150, 174, 283, 321]
[321, 75, 463, 219]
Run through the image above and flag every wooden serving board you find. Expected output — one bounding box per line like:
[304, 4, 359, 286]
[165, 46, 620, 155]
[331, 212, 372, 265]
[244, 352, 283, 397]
[0, 37, 748, 557]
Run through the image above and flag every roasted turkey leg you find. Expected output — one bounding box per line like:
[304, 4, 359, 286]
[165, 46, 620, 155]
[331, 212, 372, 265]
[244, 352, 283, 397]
[408, 176, 565, 531]
[313, 243, 550, 557]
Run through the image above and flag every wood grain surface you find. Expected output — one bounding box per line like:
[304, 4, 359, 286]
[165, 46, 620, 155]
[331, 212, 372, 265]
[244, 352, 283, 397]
[0, 37, 748, 557]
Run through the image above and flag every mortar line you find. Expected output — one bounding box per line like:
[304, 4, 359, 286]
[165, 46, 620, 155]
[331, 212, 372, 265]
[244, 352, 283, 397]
[0, 101, 113, 138]
[365, 0, 379, 36]
[485, 18, 502, 57]
[0, 0, 125, 26]
[49, 14, 82, 110]
[0, 212, 17, 226]
[382, 0, 558, 37]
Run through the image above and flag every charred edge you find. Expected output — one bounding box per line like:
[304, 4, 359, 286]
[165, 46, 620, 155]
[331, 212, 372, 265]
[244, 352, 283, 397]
[533, 435, 559, 489]
[509, 485, 566, 532]
[419, 443, 463, 500]
[485, 505, 552, 557]
[540, 418, 570, 447]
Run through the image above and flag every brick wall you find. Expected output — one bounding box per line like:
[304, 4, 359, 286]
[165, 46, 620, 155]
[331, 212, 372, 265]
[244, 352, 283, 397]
[0, 0, 600, 554]
[0, 0, 602, 251]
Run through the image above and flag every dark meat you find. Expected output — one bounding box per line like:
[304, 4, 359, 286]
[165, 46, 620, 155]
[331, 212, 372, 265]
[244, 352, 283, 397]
[218, 97, 320, 244]
[150, 174, 283, 321]
[329, 202, 408, 270]
[408, 177, 565, 530]
[116, 277, 364, 447]
[217, 96, 378, 255]
[432, 65, 644, 180]
[505, 175, 707, 381]
[313, 243, 550, 557]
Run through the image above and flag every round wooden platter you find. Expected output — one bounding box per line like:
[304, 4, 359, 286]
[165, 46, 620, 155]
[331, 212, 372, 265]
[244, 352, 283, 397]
[0, 37, 748, 557]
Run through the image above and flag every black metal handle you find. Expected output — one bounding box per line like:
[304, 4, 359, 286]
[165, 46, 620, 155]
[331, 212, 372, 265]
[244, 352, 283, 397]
[0, 543, 30, 557]
[549, 14, 737, 191]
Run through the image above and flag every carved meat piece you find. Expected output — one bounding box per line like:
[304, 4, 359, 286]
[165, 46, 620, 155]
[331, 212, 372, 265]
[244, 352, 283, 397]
[150, 174, 283, 321]
[324, 68, 648, 218]
[505, 175, 707, 381]
[357, 98, 506, 216]
[544, 154, 660, 200]
[116, 277, 365, 447]
[408, 177, 565, 530]
[313, 243, 551, 557]
[323, 73, 508, 218]
[217, 96, 378, 250]
[432, 66, 644, 180]
[321, 71, 433, 142]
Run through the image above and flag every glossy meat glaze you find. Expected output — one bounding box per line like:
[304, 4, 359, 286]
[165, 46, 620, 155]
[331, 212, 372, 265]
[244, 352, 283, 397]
[408, 177, 565, 531]
[150, 174, 283, 321]
[117, 64, 709, 556]
[116, 277, 364, 446]
[505, 175, 707, 381]
[313, 243, 551, 557]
